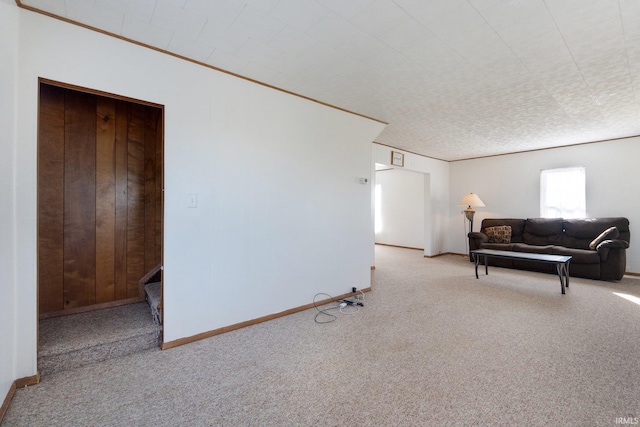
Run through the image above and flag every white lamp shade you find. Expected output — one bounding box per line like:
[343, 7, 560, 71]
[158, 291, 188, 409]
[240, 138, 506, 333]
[458, 193, 485, 208]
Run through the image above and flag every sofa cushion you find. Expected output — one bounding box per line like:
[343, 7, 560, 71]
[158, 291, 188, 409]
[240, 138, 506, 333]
[511, 243, 554, 254]
[589, 226, 619, 249]
[485, 225, 512, 243]
[523, 218, 563, 246]
[551, 247, 601, 264]
[511, 244, 555, 273]
[480, 243, 514, 251]
[563, 217, 630, 249]
[481, 219, 525, 243]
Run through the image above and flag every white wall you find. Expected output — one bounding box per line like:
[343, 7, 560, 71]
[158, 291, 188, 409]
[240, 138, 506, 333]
[0, 0, 19, 403]
[372, 144, 450, 256]
[449, 138, 640, 273]
[375, 169, 425, 249]
[11, 5, 385, 379]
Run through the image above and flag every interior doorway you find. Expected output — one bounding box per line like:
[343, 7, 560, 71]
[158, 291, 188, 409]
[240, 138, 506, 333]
[37, 79, 164, 374]
[37, 80, 164, 372]
[374, 166, 426, 250]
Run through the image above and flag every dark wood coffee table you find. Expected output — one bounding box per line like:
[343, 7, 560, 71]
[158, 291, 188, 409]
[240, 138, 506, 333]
[470, 249, 572, 294]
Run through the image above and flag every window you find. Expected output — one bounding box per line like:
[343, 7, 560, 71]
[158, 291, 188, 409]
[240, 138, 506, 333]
[540, 167, 586, 218]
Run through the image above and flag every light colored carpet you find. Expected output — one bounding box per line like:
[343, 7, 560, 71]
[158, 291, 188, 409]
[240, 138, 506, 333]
[38, 302, 159, 375]
[4, 245, 640, 426]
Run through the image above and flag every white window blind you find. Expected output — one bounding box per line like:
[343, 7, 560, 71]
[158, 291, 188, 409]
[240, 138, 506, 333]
[540, 167, 586, 218]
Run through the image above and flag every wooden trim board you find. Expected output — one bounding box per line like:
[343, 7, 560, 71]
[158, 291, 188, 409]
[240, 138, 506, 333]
[14, 374, 40, 389]
[0, 382, 16, 423]
[0, 374, 40, 423]
[39, 297, 144, 320]
[425, 252, 467, 258]
[162, 288, 372, 350]
[17, 3, 386, 126]
[138, 263, 162, 299]
[375, 243, 424, 251]
[39, 78, 163, 109]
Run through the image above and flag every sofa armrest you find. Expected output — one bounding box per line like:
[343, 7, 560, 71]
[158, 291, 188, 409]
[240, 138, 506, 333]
[597, 239, 629, 250]
[467, 232, 488, 261]
[596, 239, 629, 261]
[468, 232, 488, 259]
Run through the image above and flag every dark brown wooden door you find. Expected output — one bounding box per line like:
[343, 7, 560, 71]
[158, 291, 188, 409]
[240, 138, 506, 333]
[38, 82, 163, 317]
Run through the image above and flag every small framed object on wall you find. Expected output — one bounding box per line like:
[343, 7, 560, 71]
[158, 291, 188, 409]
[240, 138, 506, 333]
[391, 151, 404, 167]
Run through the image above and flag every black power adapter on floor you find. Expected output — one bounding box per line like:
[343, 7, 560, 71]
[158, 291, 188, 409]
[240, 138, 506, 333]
[340, 298, 363, 307]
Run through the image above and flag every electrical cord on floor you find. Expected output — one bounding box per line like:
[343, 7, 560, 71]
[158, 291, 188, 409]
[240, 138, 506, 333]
[339, 304, 359, 315]
[313, 292, 363, 323]
[313, 293, 339, 323]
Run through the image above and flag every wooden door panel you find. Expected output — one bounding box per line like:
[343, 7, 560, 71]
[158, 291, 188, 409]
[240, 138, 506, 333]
[63, 90, 97, 309]
[114, 100, 129, 301]
[155, 109, 163, 264]
[144, 106, 159, 272]
[38, 83, 163, 316]
[95, 97, 117, 304]
[126, 103, 146, 298]
[38, 84, 65, 314]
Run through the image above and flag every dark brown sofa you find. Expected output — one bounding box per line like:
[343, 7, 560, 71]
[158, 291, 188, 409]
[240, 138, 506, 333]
[468, 217, 630, 280]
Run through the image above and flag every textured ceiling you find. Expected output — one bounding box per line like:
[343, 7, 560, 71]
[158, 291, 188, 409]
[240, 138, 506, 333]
[19, 0, 640, 161]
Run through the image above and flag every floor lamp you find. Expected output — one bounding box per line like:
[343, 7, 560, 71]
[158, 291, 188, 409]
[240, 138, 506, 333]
[458, 193, 485, 234]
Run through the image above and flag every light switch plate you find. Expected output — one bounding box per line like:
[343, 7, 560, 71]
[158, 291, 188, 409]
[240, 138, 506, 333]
[187, 193, 197, 208]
